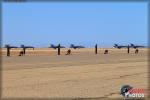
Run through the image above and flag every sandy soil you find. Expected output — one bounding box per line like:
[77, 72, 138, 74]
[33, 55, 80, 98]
[1, 48, 149, 99]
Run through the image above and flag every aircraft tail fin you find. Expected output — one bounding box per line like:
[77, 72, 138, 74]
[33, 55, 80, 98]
[114, 44, 118, 47]
[70, 44, 74, 48]
[21, 45, 25, 48]
[5, 44, 9, 48]
[130, 44, 134, 46]
[51, 44, 54, 48]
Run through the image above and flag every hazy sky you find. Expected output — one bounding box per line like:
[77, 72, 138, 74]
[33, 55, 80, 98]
[2, 2, 148, 47]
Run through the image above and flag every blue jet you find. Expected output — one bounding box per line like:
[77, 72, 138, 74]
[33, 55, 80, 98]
[130, 44, 146, 49]
[70, 44, 85, 49]
[113, 44, 131, 49]
[4, 44, 18, 56]
[5, 44, 18, 48]
[20, 45, 34, 50]
[49, 44, 65, 49]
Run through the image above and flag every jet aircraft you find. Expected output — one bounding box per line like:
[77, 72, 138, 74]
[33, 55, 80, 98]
[130, 44, 146, 49]
[5, 44, 18, 48]
[20, 45, 34, 50]
[4, 44, 18, 56]
[49, 44, 65, 49]
[70, 44, 85, 49]
[113, 44, 131, 49]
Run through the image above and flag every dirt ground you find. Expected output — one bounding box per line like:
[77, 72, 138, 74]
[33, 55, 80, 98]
[1, 48, 149, 99]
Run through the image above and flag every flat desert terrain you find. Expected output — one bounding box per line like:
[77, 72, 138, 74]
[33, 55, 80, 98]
[1, 48, 149, 99]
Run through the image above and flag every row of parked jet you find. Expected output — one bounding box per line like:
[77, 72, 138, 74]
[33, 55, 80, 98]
[4, 44, 85, 49]
[4, 43, 146, 49]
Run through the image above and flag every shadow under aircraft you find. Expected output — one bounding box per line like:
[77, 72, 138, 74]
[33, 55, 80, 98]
[130, 44, 146, 49]
[70, 44, 85, 49]
[49, 44, 65, 49]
